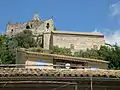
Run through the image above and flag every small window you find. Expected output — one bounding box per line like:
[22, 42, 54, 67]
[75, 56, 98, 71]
[26, 25, 30, 29]
[11, 29, 13, 34]
[46, 23, 50, 29]
[31, 24, 32, 28]
[70, 44, 74, 49]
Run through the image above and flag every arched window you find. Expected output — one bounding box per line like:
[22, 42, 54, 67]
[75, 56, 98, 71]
[26, 25, 30, 29]
[46, 23, 50, 29]
[31, 24, 32, 28]
[11, 29, 13, 34]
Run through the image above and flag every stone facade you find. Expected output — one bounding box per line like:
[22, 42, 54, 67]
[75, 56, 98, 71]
[43, 31, 105, 51]
[6, 13, 105, 51]
[6, 13, 54, 36]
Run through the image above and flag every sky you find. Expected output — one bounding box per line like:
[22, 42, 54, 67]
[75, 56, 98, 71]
[0, 0, 120, 45]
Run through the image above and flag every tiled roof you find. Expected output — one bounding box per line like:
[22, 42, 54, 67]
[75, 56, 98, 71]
[23, 50, 108, 63]
[0, 68, 120, 78]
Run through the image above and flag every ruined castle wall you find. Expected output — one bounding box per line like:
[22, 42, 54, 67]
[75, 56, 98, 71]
[33, 19, 54, 35]
[44, 19, 54, 31]
[35, 23, 46, 35]
[6, 19, 54, 36]
[6, 23, 26, 36]
[52, 33, 105, 51]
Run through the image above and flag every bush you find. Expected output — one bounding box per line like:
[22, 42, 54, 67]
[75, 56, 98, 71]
[51, 46, 72, 56]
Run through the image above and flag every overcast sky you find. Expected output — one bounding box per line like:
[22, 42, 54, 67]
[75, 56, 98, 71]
[0, 0, 120, 45]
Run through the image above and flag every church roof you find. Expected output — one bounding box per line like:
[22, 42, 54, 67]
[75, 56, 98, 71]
[50, 31, 104, 37]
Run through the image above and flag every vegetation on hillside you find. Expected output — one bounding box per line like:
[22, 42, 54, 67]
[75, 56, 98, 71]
[50, 46, 72, 56]
[13, 30, 37, 48]
[52, 45, 120, 70]
[0, 35, 17, 64]
[0, 30, 120, 69]
[0, 30, 37, 64]
[73, 45, 120, 69]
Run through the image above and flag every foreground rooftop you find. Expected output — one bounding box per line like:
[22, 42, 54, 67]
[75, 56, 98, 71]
[0, 68, 120, 89]
[0, 68, 120, 78]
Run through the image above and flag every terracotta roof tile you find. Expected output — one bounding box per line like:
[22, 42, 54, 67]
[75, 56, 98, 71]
[0, 68, 120, 78]
[18, 50, 108, 63]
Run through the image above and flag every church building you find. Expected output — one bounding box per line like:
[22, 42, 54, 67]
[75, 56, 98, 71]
[6, 13, 105, 51]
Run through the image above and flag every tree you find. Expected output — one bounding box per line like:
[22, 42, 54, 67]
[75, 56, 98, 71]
[0, 35, 5, 47]
[104, 45, 120, 69]
[74, 49, 99, 59]
[1, 29, 120, 69]
[13, 30, 37, 48]
[51, 46, 72, 56]
[0, 36, 17, 64]
[0, 30, 37, 64]
[73, 45, 120, 70]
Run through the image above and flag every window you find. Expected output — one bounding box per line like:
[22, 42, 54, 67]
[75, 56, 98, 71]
[11, 29, 13, 34]
[11, 29, 13, 32]
[46, 23, 50, 29]
[70, 44, 74, 49]
[26, 25, 30, 29]
[31, 24, 32, 28]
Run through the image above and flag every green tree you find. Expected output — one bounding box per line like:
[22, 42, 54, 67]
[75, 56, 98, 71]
[74, 45, 120, 70]
[103, 45, 120, 69]
[0, 36, 17, 64]
[74, 49, 99, 59]
[0, 35, 5, 47]
[0, 30, 37, 64]
[51, 46, 72, 56]
[13, 30, 37, 48]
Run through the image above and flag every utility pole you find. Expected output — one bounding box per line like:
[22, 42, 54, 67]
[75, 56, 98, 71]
[75, 84, 78, 90]
[90, 76, 93, 90]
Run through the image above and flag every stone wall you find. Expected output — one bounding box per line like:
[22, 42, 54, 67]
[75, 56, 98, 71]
[52, 32, 105, 51]
[34, 19, 54, 35]
[43, 32, 52, 50]
[6, 14, 105, 52]
[16, 50, 26, 64]
[6, 13, 54, 36]
[25, 54, 53, 69]
[6, 23, 27, 36]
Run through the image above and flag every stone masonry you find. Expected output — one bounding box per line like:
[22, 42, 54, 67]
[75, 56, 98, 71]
[6, 13, 54, 36]
[43, 31, 105, 51]
[6, 13, 105, 51]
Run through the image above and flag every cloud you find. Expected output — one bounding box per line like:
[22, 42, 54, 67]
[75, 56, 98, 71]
[92, 2, 120, 46]
[103, 29, 120, 45]
[92, 29, 120, 45]
[110, 1, 120, 17]
[92, 28, 101, 34]
[109, 1, 120, 22]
